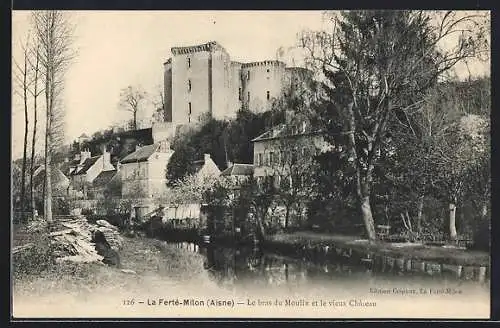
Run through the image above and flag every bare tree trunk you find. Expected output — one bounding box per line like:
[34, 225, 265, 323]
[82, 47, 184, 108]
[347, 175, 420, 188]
[449, 202, 457, 242]
[346, 102, 377, 241]
[133, 111, 137, 130]
[30, 47, 40, 220]
[284, 204, 290, 229]
[255, 210, 267, 241]
[19, 44, 30, 221]
[481, 201, 488, 219]
[416, 195, 424, 234]
[44, 77, 53, 222]
[360, 195, 377, 240]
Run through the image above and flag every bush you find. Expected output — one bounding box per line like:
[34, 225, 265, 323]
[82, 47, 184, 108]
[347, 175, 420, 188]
[53, 198, 70, 215]
[81, 208, 94, 216]
[471, 220, 490, 251]
[12, 231, 55, 278]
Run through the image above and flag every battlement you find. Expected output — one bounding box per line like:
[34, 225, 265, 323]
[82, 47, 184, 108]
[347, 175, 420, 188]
[242, 60, 286, 68]
[285, 66, 313, 74]
[171, 41, 227, 56]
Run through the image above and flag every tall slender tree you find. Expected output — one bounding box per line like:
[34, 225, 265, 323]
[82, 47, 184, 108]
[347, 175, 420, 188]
[28, 41, 43, 219]
[32, 11, 75, 222]
[13, 34, 32, 219]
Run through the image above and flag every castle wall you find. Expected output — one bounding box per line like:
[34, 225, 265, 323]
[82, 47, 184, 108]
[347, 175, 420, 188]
[285, 67, 314, 95]
[163, 60, 173, 122]
[241, 61, 287, 113]
[171, 47, 211, 125]
[166, 42, 314, 127]
[152, 122, 176, 143]
[210, 48, 233, 120]
[229, 62, 243, 117]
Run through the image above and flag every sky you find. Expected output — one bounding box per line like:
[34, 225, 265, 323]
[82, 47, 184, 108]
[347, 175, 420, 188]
[11, 10, 490, 160]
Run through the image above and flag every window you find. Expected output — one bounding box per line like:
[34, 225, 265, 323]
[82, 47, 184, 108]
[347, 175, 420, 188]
[247, 91, 250, 102]
[238, 88, 242, 101]
[269, 151, 274, 165]
[188, 58, 191, 68]
[266, 69, 270, 73]
[188, 79, 192, 92]
[266, 91, 270, 100]
[258, 153, 263, 166]
[247, 71, 250, 80]
[188, 102, 192, 122]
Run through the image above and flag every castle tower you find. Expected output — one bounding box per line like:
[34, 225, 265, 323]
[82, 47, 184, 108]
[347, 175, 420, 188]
[241, 60, 287, 113]
[163, 58, 173, 122]
[170, 41, 234, 125]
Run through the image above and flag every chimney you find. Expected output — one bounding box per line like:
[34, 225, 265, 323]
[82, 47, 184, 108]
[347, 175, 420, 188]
[79, 148, 91, 165]
[136, 144, 142, 151]
[158, 140, 171, 153]
[102, 147, 111, 169]
[64, 157, 69, 163]
[204, 153, 211, 163]
[116, 162, 121, 172]
[227, 160, 233, 168]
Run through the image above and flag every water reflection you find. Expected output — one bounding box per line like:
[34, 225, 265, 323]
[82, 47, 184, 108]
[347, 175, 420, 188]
[169, 242, 489, 294]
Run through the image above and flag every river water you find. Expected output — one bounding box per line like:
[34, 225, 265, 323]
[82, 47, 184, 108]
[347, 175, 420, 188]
[168, 241, 490, 300]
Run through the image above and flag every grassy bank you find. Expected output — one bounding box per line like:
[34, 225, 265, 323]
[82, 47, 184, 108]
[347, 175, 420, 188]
[13, 234, 216, 300]
[266, 232, 490, 267]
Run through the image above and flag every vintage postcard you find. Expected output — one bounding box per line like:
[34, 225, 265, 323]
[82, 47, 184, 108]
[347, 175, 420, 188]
[11, 10, 491, 319]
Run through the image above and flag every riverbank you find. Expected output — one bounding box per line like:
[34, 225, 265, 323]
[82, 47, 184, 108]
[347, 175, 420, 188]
[265, 232, 490, 267]
[13, 235, 218, 306]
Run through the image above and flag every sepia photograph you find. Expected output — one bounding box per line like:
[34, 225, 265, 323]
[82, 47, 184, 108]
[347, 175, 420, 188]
[11, 10, 491, 319]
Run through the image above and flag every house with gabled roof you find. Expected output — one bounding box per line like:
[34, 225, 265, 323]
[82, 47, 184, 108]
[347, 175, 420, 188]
[32, 165, 71, 198]
[119, 140, 174, 199]
[250, 121, 332, 183]
[87, 169, 121, 199]
[69, 148, 115, 199]
[192, 153, 222, 183]
[220, 163, 254, 188]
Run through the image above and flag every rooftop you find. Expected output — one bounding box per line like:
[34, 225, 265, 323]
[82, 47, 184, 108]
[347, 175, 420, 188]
[220, 163, 254, 176]
[251, 123, 321, 143]
[120, 144, 159, 164]
[92, 170, 117, 188]
[72, 156, 100, 175]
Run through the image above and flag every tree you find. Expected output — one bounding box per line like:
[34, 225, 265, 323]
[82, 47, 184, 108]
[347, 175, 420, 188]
[300, 10, 489, 241]
[241, 176, 278, 241]
[13, 33, 32, 218]
[28, 40, 43, 219]
[265, 83, 322, 229]
[119, 85, 147, 130]
[429, 113, 489, 241]
[151, 83, 166, 123]
[273, 134, 319, 229]
[32, 10, 75, 222]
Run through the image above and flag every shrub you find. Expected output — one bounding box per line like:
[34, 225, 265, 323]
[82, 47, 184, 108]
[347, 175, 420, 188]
[12, 231, 55, 278]
[53, 198, 70, 215]
[81, 208, 94, 216]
